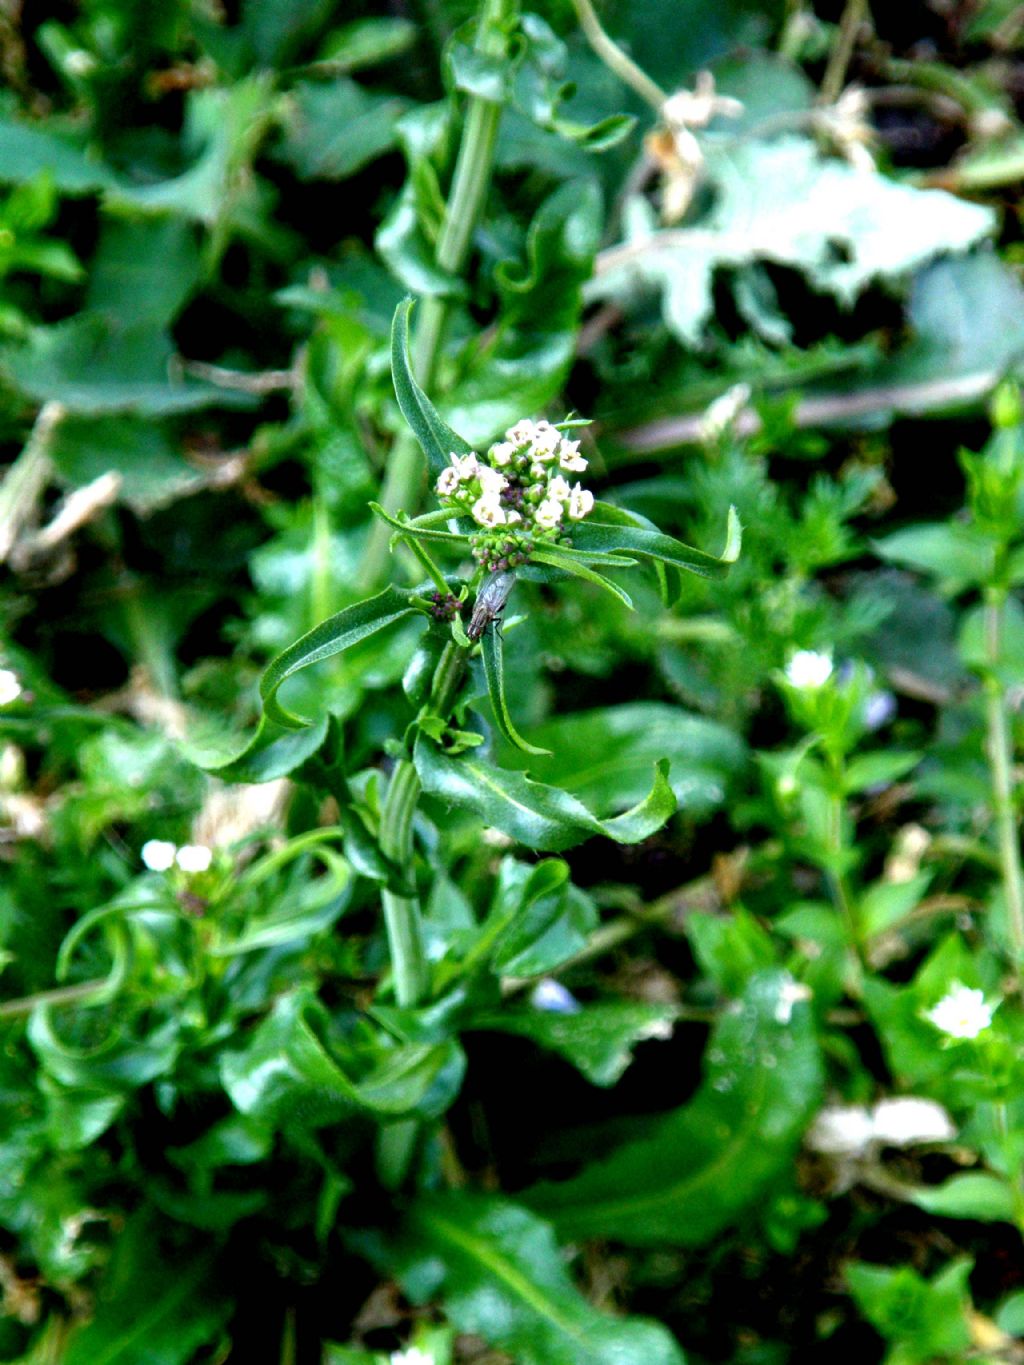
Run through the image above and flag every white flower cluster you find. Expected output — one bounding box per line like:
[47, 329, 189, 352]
[926, 983, 995, 1040]
[0, 668, 23, 707]
[807, 1096, 956, 1158]
[141, 839, 213, 874]
[435, 419, 595, 570]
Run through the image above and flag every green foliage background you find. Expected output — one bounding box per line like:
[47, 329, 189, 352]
[3, 0, 1024, 1362]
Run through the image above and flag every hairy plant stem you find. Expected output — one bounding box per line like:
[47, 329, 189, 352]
[983, 589, 1024, 965]
[361, 0, 511, 591]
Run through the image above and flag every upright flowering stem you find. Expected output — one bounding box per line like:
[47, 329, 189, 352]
[983, 587, 1024, 965]
[361, 0, 512, 591]
[380, 641, 466, 1007]
[376, 641, 466, 1189]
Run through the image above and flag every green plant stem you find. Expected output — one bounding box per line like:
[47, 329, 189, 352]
[377, 642, 466, 1188]
[983, 589, 1024, 965]
[0, 977, 110, 1019]
[820, 0, 869, 105]
[380, 642, 467, 1007]
[361, 0, 511, 591]
[569, 0, 666, 112]
[826, 771, 864, 988]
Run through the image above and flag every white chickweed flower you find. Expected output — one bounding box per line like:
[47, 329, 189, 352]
[567, 484, 594, 521]
[548, 475, 572, 503]
[785, 649, 834, 689]
[558, 439, 588, 473]
[436, 468, 460, 496]
[176, 844, 213, 874]
[472, 495, 507, 528]
[870, 1097, 956, 1148]
[534, 498, 564, 530]
[0, 669, 23, 707]
[141, 839, 177, 872]
[926, 983, 995, 1040]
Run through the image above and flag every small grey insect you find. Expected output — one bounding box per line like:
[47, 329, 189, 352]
[466, 570, 516, 642]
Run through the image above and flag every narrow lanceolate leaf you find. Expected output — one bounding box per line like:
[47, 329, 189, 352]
[185, 712, 330, 781]
[481, 626, 551, 755]
[414, 735, 675, 851]
[524, 971, 822, 1245]
[530, 546, 634, 609]
[572, 502, 742, 579]
[393, 1193, 686, 1365]
[260, 586, 424, 728]
[369, 501, 473, 547]
[391, 297, 475, 475]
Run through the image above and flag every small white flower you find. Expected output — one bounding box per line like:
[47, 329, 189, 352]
[176, 844, 213, 874]
[141, 839, 177, 872]
[472, 495, 507, 528]
[927, 983, 995, 1040]
[506, 510, 522, 524]
[567, 484, 595, 521]
[547, 475, 572, 502]
[531, 427, 560, 461]
[531, 979, 581, 1015]
[506, 419, 537, 446]
[436, 468, 461, 496]
[0, 669, 22, 707]
[476, 465, 508, 496]
[490, 440, 517, 466]
[785, 649, 834, 690]
[558, 439, 588, 473]
[871, 1097, 956, 1148]
[65, 49, 97, 76]
[389, 1349, 434, 1365]
[449, 452, 479, 481]
[806, 1104, 876, 1157]
[534, 498, 563, 530]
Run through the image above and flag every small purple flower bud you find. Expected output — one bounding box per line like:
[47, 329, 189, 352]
[863, 691, 897, 731]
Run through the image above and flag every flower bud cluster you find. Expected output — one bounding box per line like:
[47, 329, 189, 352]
[434, 418, 595, 572]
